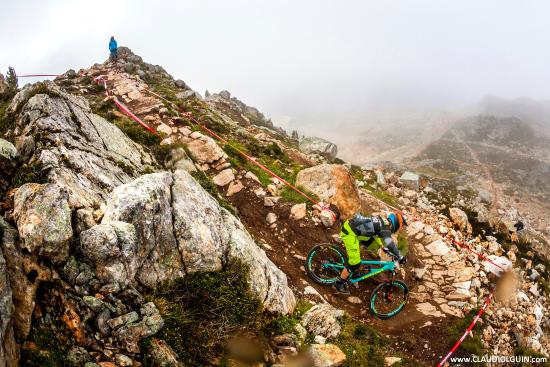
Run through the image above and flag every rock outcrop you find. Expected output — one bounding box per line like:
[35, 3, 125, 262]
[81, 170, 296, 314]
[0, 219, 18, 367]
[299, 136, 338, 160]
[9, 81, 155, 208]
[295, 164, 361, 218]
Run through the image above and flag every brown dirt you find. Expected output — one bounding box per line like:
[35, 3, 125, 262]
[225, 177, 463, 365]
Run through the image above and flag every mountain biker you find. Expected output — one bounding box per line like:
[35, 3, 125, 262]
[335, 211, 408, 294]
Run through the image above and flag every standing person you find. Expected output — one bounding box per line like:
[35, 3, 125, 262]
[109, 36, 118, 61]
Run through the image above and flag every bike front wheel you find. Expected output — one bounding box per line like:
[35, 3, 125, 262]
[305, 244, 346, 285]
[370, 280, 409, 319]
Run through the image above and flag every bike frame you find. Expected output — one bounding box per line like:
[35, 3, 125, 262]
[323, 260, 397, 284]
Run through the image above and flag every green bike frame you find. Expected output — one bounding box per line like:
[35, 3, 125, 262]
[323, 260, 397, 284]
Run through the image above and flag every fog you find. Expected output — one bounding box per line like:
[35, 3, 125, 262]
[2, 0, 550, 134]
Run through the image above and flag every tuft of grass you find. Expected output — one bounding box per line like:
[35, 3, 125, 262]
[397, 232, 409, 256]
[0, 98, 16, 140]
[445, 309, 486, 356]
[142, 262, 265, 366]
[20, 322, 70, 367]
[12, 161, 48, 187]
[366, 188, 402, 209]
[113, 116, 162, 147]
[329, 315, 386, 367]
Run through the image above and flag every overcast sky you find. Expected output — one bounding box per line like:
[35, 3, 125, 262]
[2, 1, 550, 127]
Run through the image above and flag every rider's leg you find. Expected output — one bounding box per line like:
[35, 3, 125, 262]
[335, 231, 361, 294]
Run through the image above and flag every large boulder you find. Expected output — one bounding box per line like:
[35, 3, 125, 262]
[295, 164, 361, 218]
[81, 170, 295, 314]
[299, 137, 338, 160]
[449, 207, 472, 234]
[13, 183, 73, 264]
[79, 222, 139, 286]
[186, 133, 227, 164]
[9, 81, 155, 208]
[0, 219, 18, 367]
[400, 171, 420, 190]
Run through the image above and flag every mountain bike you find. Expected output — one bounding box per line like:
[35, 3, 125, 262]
[305, 243, 409, 320]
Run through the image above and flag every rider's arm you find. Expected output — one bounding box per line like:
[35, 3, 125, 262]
[381, 230, 401, 258]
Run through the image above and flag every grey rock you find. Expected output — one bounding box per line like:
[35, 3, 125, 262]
[0, 139, 17, 173]
[299, 137, 338, 160]
[301, 304, 344, 339]
[147, 338, 183, 367]
[477, 189, 492, 204]
[66, 69, 77, 78]
[175, 90, 200, 100]
[101, 172, 184, 288]
[108, 311, 139, 330]
[113, 303, 164, 353]
[400, 171, 420, 190]
[13, 183, 73, 264]
[96, 170, 295, 314]
[115, 354, 133, 367]
[75, 207, 96, 234]
[96, 309, 111, 336]
[67, 346, 91, 366]
[164, 147, 196, 173]
[14, 136, 34, 163]
[9, 81, 155, 208]
[174, 79, 187, 89]
[219, 90, 231, 99]
[0, 218, 18, 367]
[80, 222, 139, 286]
[82, 295, 105, 313]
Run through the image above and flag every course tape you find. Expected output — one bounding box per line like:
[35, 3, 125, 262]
[436, 291, 494, 367]
[141, 88, 337, 220]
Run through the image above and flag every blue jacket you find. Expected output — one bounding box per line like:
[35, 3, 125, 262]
[109, 39, 117, 52]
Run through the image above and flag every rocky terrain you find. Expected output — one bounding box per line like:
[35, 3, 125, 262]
[0, 48, 548, 366]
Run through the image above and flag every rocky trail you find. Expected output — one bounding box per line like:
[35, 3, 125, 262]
[0, 48, 548, 367]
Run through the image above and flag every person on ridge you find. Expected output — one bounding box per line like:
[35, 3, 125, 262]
[335, 211, 408, 294]
[109, 36, 118, 61]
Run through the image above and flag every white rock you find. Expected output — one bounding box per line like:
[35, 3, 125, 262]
[385, 357, 402, 366]
[266, 212, 278, 224]
[290, 203, 307, 220]
[226, 180, 244, 196]
[245, 171, 261, 183]
[314, 335, 327, 344]
[212, 168, 235, 186]
[426, 239, 450, 256]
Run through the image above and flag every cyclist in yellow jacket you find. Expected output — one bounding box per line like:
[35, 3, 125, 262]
[335, 211, 407, 294]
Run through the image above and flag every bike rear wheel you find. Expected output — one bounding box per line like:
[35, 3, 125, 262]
[305, 244, 346, 285]
[370, 280, 409, 319]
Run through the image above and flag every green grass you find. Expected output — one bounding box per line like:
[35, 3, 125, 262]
[514, 347, 550, 367]
[20, 320, 71, 367]
[12, 161, 48, 187]
[0, 98, 16, 141]
[329, 315, 386, 367]
[397, 232, 409, 256]
[445, 309, 486, 357]
[142, 263, 310, 367]
[365, 188, 402, 209]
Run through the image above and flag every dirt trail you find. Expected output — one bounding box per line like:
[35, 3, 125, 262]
[226, 180, 460, 364]
[450, 129, 499, 216]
